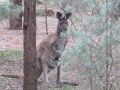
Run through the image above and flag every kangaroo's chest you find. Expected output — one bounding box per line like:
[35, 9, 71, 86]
[47, 37, 67, 71]
[55, 37, 68, 51]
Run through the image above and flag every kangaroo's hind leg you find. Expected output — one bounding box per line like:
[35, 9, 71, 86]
[57, 63, 62, 84]
[42, 63, 49, 84]
[36, 57, 43, 80]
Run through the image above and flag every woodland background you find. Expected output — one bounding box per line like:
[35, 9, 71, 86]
[0, 0, 120, 90]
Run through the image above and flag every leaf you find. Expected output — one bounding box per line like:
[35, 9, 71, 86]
[92, 26, 105, 36]
[49, 1, 54, 6]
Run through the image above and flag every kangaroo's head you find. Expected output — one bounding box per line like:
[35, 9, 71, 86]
[56, 12, 72, 35]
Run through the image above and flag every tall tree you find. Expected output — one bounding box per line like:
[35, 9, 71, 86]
[9, 0, 22, 30]
[23, 0, 37, 90]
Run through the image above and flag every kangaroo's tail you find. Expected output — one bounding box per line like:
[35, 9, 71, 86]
[1, 74, 23, 80]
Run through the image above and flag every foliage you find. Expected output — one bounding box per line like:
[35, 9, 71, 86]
[0, 50, 23, 62]
[35, 0, 120, 89]
[37, 0, 55, 6]
[1, 0, 120, 90]
[61, 0, 120, 90]
[0, 1, 22, 21]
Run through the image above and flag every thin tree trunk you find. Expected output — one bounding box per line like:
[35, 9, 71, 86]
[105, 0, 109, 90]
[106, 61, 109, 90]
[9, 0, 22, 30]
[23, 0, 37, 90]
[45, 0, 48, 34]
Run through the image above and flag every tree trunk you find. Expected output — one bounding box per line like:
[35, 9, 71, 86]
[9, 0, 22, 30]
[23, 0, 37, 90]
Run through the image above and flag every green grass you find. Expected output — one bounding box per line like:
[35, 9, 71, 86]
[63, 84, 71, 90]
[0, 50, 23, 57]
[0, 50, 23, 73]
[0, 50, 23, 63]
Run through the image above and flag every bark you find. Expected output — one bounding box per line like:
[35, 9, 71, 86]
[23, 0, 37, 90]
[9, 0, 22, 30]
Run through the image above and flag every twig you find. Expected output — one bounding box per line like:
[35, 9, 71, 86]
[108, 19, 114, 78]
[109, 76, 120, 90]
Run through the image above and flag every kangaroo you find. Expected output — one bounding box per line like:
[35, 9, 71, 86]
[1, 12, 72, 84]
[36, 12, 72, 84]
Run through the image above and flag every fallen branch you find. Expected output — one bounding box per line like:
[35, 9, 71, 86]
[1, 74, 23, 80]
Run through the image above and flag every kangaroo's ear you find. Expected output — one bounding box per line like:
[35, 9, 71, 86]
[66, 12, 72, 19]
[56, 12, 62, 20]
